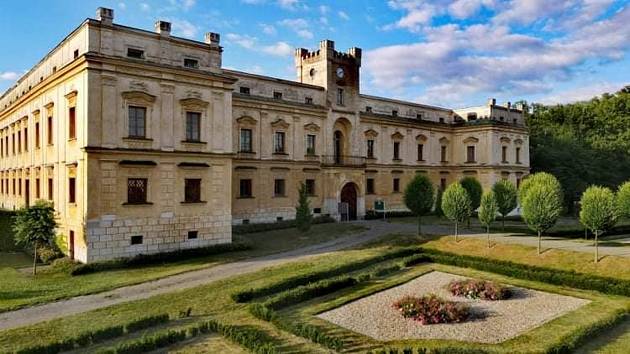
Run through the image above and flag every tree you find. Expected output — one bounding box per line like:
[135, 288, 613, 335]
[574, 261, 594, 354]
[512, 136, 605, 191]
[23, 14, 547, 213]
[478, 191, 498, 248]
[441, 182, 472, 242]
[492, 179, 518, 230]
[434, 188, 444, 217]
[518, 172, 563, 206]
[12, 201, 58, 275]
[403, 174, 435, 235]
[460, 177, 482, 227]
[295, 182, 312, 232]
[617, 181, 630, 219]
[521, 175, 563, 255]
[579, 186, 617, 263]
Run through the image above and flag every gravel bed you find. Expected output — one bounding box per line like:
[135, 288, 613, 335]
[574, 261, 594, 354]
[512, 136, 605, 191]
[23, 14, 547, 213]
[317, 271, 590, 343]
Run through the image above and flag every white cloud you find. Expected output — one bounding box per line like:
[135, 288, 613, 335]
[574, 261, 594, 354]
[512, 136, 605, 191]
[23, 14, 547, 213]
[384, 0, 440, 32]
[168, 0, 196, 11]
[225, 33, 258, 49]
[338, 11, 350, 20]
[118, 2, 127, 10]
[171, 19, 199, 38]
[260, 23, 277, 35]
[278, 18, 313, 39]
[539, 81, 627, 104]
[493, 0, 571, 25]
[448, 0, 495, 19]
[140, 2, 150, 11]
[0, 72, 20, 81]
[296, 29, 313, 39]
[262, 41, 293, 56]
[277, 0, 303, 10]
[319, 5, 329, 14]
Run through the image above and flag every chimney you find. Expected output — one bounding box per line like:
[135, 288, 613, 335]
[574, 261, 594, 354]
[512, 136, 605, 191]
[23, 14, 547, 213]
[96, 7, 114, 26]
[155, 20, 171, 36]
[204, 32, 220, 45]
[487, 98, 496, 106]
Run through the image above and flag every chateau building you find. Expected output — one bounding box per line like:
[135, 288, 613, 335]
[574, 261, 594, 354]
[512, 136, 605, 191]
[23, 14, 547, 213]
[0, 8, 529, 262]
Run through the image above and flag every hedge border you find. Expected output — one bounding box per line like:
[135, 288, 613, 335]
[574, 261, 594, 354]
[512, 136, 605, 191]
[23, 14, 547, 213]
[232, 215, 335, 234]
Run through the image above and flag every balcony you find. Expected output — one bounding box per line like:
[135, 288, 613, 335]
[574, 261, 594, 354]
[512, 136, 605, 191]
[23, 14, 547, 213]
[321, 155, 366, 168]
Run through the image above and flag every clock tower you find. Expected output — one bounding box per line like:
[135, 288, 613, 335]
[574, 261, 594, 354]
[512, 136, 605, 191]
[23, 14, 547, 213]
[295, 40, 362, 111]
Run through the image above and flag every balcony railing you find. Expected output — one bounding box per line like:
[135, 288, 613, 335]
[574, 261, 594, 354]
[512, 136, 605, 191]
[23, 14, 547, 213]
[321, 155, 366, 167]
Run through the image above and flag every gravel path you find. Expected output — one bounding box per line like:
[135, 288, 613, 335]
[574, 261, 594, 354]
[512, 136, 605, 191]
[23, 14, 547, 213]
[0, 221, 397, 332]
[318, 271, 590, 344]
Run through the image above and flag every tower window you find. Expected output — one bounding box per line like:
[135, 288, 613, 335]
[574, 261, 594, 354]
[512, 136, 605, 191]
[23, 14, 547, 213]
[273, 91, 282, 100]
[184, 58, 199, 68]
[393, 142, 400, 160]
[367, 139, 374, 159]
[305, 96, 313, 104]
[392, 110, 398, 117]
[127, 48, 144, 59]
[393, 178, 400, 192]
[365, 106, 372, 113]
[240, 86, 250, 95]
[336, 88, 344, 105]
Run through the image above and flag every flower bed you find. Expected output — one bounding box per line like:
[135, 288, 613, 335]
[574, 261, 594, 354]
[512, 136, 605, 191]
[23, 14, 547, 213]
[448, 279, 511, 301]
[392, 294, 469, 325]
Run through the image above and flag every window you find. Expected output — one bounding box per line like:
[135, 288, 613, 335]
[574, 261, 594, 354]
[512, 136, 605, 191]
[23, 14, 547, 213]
[273, 91, 282, 100]
[240, 129, 253, 152]
[35, 178, 40, 198]
[73, 49, 79, 59]
[393, 178, 400, 192]
[127, 178, 148, 204]
[127, 48, 144, 59]
[441, 146, 447, 162]
[467, 146, 476, 162]
[305, 179, 315, 196]
[47, 116, 53, 145]
[184, 178, 201, 203]
[467, 113, 477, 121]
[366, 178, 375, 194]
[417, 144, 424, 161]
[417, 113, 423, 119]
[306, 134, 316, 155]
[392, 110, 398, 117]
[239, 86, 250, 95]
[48, 177, 53, 200]
[185, 112, 201, 142]
[24, 128, 28, 151]
[367, 139, 374, 159]
[128, 106, 146, 138]
[273, 131, 285, 153]
[184, 58, 199, 68]
[440, 178, 447, 191]
[499, 116, 505, 121]
[130, 235, 143, 245]
[336, 88, 344, 105]
[305, 97, 313, 104]
[17, 131, 21, 153]
[68, 106, 76, 139]
[187, 230, 198, 239]
[239, 179, 252, 198]
[513, 118, 518, 125]
[502, 146, 508, 162]
[35, 122, 40, 148]
[274, 179, 285, 197]
[18, 178, 21, 195]
[68, 177, 76, 203]
[439, 117, 445, 123]
[516, 147, 521, 163]
[393, 142, 400, 160]
[365, 106, 372, 113]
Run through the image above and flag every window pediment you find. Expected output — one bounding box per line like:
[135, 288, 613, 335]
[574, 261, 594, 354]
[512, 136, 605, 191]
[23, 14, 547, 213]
[463, 136, 479, 144]
[237, 116, 257, 126]
[514, 138, 524, 145]
[439, 137, 450, 144]
[364, 129, 378, 138]
[180, 97, 209, 110]
[416, 134, 428, 142]
[122, 91, 156, 104]
[391, 131, 404, 140]
[500, 136, 511, 143]
[304, 122, 320, 132]
[271, 118, 290, 129]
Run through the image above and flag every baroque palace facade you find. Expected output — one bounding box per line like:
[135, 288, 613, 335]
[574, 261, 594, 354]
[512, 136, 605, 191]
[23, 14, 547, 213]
[0, 8, 528, 263]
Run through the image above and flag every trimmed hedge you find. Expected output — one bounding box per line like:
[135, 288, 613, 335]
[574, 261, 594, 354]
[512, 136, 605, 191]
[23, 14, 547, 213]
[14, 314, 170, 354]
[108, 328, 188, 354]
[369, 348, 489, 354]
[216, 322, 278, 354]
[232, 247, 419, 302]
[264, 276, 358, 310]
[233, 215, 335, 234]
[71, 242, 250, 275]
[421, 248, 630, 297]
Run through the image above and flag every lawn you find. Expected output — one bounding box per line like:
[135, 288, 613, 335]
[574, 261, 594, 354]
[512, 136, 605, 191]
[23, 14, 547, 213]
[0, 252, 32, 269]
[0, 239, 628, 354]
[0, 222, 366, 313]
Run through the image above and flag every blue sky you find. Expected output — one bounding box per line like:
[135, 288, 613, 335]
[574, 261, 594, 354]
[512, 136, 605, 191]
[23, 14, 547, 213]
[0, 0, 629, 107]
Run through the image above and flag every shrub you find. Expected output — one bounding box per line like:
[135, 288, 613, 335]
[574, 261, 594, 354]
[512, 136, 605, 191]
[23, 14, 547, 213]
[49, 257, 79, 273]
[403, 174, 435, 235]
[296, 182, 313, 232]
[478, 191, 498, 248]
[233, 215, 335, 234]
[70, 242, 250, 275]
[393, 294, 469, 325]
[124, 314, 170, 333]
[460, 177, 483, 227]
[441, 182, 472, 241]
[448, 279, 511, 300]
[112, 328, 188, 354]
[492, 179, 518, 230]
[13, 200, 58, 275]
[617, 181, 630, 219]
[37, 244, 63, 264]
[232, 247, 419, 302]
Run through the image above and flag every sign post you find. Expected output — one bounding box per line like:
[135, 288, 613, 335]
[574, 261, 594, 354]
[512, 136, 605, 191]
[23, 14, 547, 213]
[374, 200, 386, 221]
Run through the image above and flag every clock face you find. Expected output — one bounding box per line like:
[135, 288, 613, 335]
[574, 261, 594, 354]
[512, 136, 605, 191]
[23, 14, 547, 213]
[336, 67, 345, 79]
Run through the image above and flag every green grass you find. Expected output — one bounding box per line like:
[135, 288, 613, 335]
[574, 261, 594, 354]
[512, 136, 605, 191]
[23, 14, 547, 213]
[0, 211, 16, 252]
[0, 222, 366, 313]
[0, 252, 32, 268]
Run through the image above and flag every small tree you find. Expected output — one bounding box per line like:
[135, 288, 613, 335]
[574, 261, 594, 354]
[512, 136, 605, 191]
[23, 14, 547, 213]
[403, 174, 435, 235]
[617, 181, 630, 219]
[460, 177, 482, 227]
[434, 188, 444, 217]
[521, 177, 563, 255]
[580, 186, 617, 263]
[441, 182, 472, 242]
[492, 179, 518, 230]
[295, 182, 312, 233]
[519, 172, 562, 206]
[478, 191, 498, 248]
[13, 201, 58, 275]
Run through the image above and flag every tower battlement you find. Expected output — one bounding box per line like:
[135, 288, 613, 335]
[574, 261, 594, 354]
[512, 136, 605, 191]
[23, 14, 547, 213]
[295, 40, 361, 67]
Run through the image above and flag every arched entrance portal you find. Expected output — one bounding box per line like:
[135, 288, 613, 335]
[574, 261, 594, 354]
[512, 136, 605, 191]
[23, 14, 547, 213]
[340, 182, 358, 221]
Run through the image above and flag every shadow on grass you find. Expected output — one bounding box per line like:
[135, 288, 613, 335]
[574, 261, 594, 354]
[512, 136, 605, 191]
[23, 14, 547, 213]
[0, 290, 47, 301]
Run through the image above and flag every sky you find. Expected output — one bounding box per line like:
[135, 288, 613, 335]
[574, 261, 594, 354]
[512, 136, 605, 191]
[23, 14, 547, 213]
[0, 0, 629, 108]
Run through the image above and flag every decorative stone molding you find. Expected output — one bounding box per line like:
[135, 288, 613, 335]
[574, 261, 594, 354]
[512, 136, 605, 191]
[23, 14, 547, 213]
[500, 136, 511, 143]
[439, 137, 450, 144]
[463, 136, 479, 144]
[236, 116, 257, 126]
[179, 97, 209, 110]
[121, 91, 156, 104]
[514, 138, 524, 145]
[364, 129, 378, 138]
[416, 133, 428, 142]
[391, 131, 404, 140]
[271, 118, 290, 129]
[304, 122, 320, 132]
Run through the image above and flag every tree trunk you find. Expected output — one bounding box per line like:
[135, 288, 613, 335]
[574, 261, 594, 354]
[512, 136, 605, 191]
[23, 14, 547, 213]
[487, 225, 490, 249]
[502, 215, 505, 231]
[537, 231, 541, 255]
[455, 222, 459, 242]
[467, 217, 471, 229]
[594, 230, 599, 263]
[417, 215, 422, 236]
[32, 241, 38, 276]
[585, 228, 588, 240]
